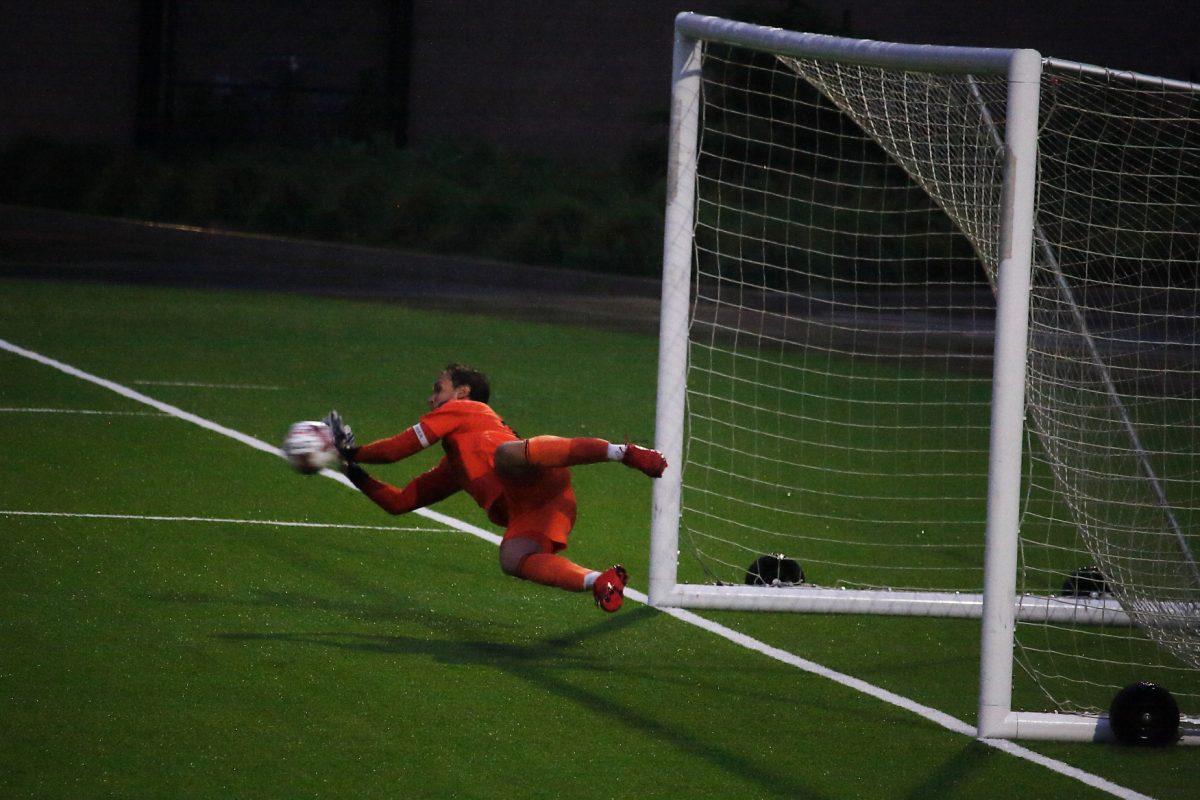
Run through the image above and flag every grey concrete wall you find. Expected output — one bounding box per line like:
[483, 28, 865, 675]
[2, 1, 1195, 157]
[405, 0, 741, 159]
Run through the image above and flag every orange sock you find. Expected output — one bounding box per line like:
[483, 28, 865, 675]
[516, 553, 592, 592]
[524, 436, 611, 468]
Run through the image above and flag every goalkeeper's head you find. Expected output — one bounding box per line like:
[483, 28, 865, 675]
[428, 363, 491, 409]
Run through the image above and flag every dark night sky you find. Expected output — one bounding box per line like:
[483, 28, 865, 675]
[810, 0, 1199, 82]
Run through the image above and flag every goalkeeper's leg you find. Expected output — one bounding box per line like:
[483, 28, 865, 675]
[500, 536, 592, 590]
[498, 483, 628, 612]
[498, 475, 590, 590]
[495, 436, 667, 478]
[499, 536, 627, 613]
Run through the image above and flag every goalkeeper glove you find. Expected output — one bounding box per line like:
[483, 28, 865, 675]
[322, 409, 358, 460]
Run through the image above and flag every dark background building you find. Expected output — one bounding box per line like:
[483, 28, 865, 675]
[3, 1, 1198, 163]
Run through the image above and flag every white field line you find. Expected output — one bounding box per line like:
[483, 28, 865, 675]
[0, 407, 169, 416]
[0, 335, 1150, 800]
[648, 601, 1152, 800]
[132, 380, 285, 390]
[0, 510, 442, 534]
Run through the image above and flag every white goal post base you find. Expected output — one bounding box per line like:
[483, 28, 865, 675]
[980, 710, 1200, 745]
[664, 582, 1200, 743]
[652, 584, 1132, 624]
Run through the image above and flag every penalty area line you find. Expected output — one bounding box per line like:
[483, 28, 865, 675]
[0, 335, 1151, 800]
[0, 510, 443, 534]
[0, 337, 496, 542]
[0, 407, 169, 417]
[132, 379, 285, 390]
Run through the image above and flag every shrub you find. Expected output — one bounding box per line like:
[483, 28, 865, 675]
[0, 137, 668, 276]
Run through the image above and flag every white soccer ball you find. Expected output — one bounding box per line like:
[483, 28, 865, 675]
[282, 421, 338, 475]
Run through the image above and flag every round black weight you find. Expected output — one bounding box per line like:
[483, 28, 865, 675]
[1108, 681, 1180, 746]
[745, 553, 804, 586]
[1060, 566, 1110, 597]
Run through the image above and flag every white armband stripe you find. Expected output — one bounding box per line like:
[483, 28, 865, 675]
[412, 423, 431, 448]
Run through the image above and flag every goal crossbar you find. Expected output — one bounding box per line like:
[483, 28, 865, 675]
[675, 13, 1015, 74]
[1044, 56, 1200, 92]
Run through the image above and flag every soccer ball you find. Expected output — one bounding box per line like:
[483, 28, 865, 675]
[282, 421, 338, 475]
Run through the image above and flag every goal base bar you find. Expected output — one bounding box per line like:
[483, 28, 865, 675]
[979, 710, 1200, 744]
[651, 583, 1131, 624]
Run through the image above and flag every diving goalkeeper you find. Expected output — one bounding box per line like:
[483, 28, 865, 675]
[324, 363, 666, 613]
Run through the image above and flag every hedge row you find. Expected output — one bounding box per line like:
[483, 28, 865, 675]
[1, 136, 667, 277]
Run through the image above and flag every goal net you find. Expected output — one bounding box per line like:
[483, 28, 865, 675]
[1016, 61, 1200, 724]
[652, 14, 1200, 741]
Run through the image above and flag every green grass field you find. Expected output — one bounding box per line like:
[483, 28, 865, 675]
[1, 277, 1196, 799]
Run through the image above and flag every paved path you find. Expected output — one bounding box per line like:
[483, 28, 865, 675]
[0, 205, 663, 334]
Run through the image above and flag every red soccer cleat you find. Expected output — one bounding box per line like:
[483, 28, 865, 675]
[622, 443, 667, 478]
[593, 565, 629, 613]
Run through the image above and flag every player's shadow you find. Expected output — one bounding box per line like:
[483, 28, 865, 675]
[156, 586, 524, 634]
[901, 742, 997, 799]
[215, 605, 834, 800]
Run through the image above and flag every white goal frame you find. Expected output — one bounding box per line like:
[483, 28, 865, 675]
[648, 13, 1199, 744]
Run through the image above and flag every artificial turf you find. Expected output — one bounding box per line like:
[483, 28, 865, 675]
[1, 278, 1196, 799]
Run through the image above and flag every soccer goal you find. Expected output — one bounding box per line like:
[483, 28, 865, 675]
[650, 13, 1200, 743]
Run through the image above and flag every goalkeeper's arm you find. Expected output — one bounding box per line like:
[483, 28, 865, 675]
[349, 427, 428, 464]
[344, 456, 460, 515]
[325, 409, 430, 466]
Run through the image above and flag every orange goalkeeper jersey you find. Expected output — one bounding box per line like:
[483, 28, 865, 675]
[355, 399, 519, 520]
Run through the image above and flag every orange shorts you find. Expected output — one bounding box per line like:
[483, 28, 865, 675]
[496, 466, 577, 554]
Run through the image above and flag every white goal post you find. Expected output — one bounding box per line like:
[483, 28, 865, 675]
[650, 13, 1200, 743]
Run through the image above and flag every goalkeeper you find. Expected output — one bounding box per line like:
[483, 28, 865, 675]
[323, 363, 666, 613]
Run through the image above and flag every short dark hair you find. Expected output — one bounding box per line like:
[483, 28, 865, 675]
[444, 363, 490, 404]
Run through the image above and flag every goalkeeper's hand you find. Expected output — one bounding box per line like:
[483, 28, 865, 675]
[322, 409, 358, 460]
